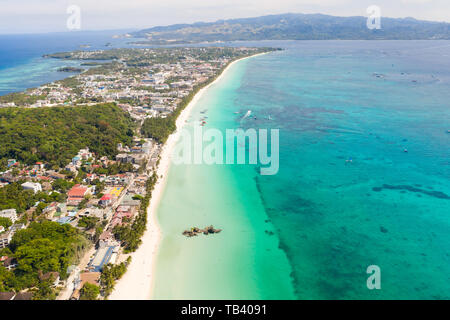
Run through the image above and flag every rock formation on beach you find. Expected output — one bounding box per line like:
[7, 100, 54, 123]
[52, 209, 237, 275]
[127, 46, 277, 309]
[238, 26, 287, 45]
[182, 225, 222, 237]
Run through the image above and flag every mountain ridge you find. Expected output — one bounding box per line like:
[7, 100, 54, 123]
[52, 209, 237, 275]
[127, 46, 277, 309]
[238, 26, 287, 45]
[131, 13, 450, 43]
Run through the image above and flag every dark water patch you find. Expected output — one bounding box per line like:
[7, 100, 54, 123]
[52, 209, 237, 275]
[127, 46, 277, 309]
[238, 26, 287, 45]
[372, 184, 450, 200]
[253, 175, 299, 298]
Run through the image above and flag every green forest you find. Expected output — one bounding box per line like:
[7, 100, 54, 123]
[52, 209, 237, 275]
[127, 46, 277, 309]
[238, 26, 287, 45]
[0, 221, 90, 296]
[0, 103, 135, 168]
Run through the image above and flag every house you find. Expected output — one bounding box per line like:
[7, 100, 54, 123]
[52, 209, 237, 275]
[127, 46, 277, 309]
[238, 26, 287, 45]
[21, 182, 42, 194]
[0, 292, 15, 300]
[12, 292, 33, 300]
[9, 223, 25, 233]
[116, 205, 136, 220]
[99, 194, 112, 207]
[43, 202, 58, 219]
[35, 162, 45, 170]
[72, 156, 81, 166]
[98, 230, 119, 248]
[57, 217, 72, 225]
[57, 203, 67, 215]
[0, 209, 18, 223]
[71, 272, 101, 300]
[48, 171, 65, 180]
[7, 159, 16, 168]
[39, 271, 60, 287]
[67, 184, 89, 205]
[0, 231, 13, 249]
[2, 257, 18, 270]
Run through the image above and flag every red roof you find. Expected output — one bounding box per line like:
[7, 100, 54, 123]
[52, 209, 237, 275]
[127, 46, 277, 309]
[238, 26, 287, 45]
[100, 194, 112, 201]
[67, 184, 88, 197]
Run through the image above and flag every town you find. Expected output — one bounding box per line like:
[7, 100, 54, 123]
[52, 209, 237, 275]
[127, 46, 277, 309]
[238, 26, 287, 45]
[0, 46, 273, 300]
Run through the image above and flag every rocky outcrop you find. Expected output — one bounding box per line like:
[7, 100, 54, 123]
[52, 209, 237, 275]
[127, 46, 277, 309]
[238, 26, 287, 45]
[182, 225, 222, 237]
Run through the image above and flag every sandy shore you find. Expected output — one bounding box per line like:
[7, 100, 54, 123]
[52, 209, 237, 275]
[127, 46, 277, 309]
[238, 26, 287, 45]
[108, 52, 266, 300]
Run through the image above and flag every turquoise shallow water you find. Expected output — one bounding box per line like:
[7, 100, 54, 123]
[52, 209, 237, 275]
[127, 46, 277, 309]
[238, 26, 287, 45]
[153, 41, 450, 299]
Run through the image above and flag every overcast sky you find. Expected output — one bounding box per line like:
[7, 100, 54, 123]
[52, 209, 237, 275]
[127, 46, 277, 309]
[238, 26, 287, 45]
[0, 0, 449, 34]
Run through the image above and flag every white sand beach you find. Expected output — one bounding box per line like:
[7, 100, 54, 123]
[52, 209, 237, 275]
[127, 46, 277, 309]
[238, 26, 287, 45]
[108, 53, 265, 300]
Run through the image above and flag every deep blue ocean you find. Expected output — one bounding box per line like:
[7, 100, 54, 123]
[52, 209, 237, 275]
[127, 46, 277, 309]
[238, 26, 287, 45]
[1, 34, 449, 299]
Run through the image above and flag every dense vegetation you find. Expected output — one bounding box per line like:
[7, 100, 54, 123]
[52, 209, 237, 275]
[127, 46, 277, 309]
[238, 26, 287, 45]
[140, 116, 175, 144]
[132, 13, 450, 42]
[100, 258, 130, 298]
[0, 182, 40, 213]
[1, 221, 89, 294]
[0, 103, 135, 168]
[79, 282, 100, 300]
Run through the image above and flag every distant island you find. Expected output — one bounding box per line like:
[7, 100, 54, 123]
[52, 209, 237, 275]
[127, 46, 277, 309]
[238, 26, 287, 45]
[57, 67, 84, 73]
[130, 12, 450, 44]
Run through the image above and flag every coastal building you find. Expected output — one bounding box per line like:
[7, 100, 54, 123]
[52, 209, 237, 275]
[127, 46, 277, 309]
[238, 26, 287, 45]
[21, 182, 42, 193]
[71, 272, 101, 300]
[0, 209, 18, 223]
[88, 246, 117, 272]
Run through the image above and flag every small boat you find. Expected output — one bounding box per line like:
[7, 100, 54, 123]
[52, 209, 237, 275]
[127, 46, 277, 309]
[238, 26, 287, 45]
[403, 148, 408, 153]
[241, 110, 252, 120]
[234, 111, 240, 114]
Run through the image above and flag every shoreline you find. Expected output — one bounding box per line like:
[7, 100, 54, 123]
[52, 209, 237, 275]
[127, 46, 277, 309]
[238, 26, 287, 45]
[108, 52, 267, 300]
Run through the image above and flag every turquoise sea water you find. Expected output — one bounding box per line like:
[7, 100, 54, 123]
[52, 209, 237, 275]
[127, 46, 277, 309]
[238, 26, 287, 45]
[153, 41, 450, 299]
[0, 31, 133, 96]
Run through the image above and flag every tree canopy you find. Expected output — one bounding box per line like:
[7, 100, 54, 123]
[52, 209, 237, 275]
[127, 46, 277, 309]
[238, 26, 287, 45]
[0, 103, 135, 168]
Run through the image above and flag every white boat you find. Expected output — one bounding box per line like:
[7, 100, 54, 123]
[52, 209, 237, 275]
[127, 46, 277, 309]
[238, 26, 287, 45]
[241, 110, 252, 120]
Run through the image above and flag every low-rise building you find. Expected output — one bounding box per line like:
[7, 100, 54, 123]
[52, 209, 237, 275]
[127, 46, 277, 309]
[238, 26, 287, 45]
[21, 182, 42, 193]
[67, 184, 90, 205]
[0, 209, 18, 223]
[0, 231, 13, 249]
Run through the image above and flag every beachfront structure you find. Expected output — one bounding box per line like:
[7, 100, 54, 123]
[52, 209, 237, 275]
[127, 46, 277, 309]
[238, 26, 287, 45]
[71, 272, 101, 300]
[0, 209, 18, 223]
[88, 245, 117, 272]
[21, 182, 42, 193]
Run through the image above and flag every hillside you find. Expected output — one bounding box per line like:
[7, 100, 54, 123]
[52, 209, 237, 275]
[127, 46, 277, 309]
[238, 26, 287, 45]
[132, 13, 450, 43]
[0, 103, 135, 168]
